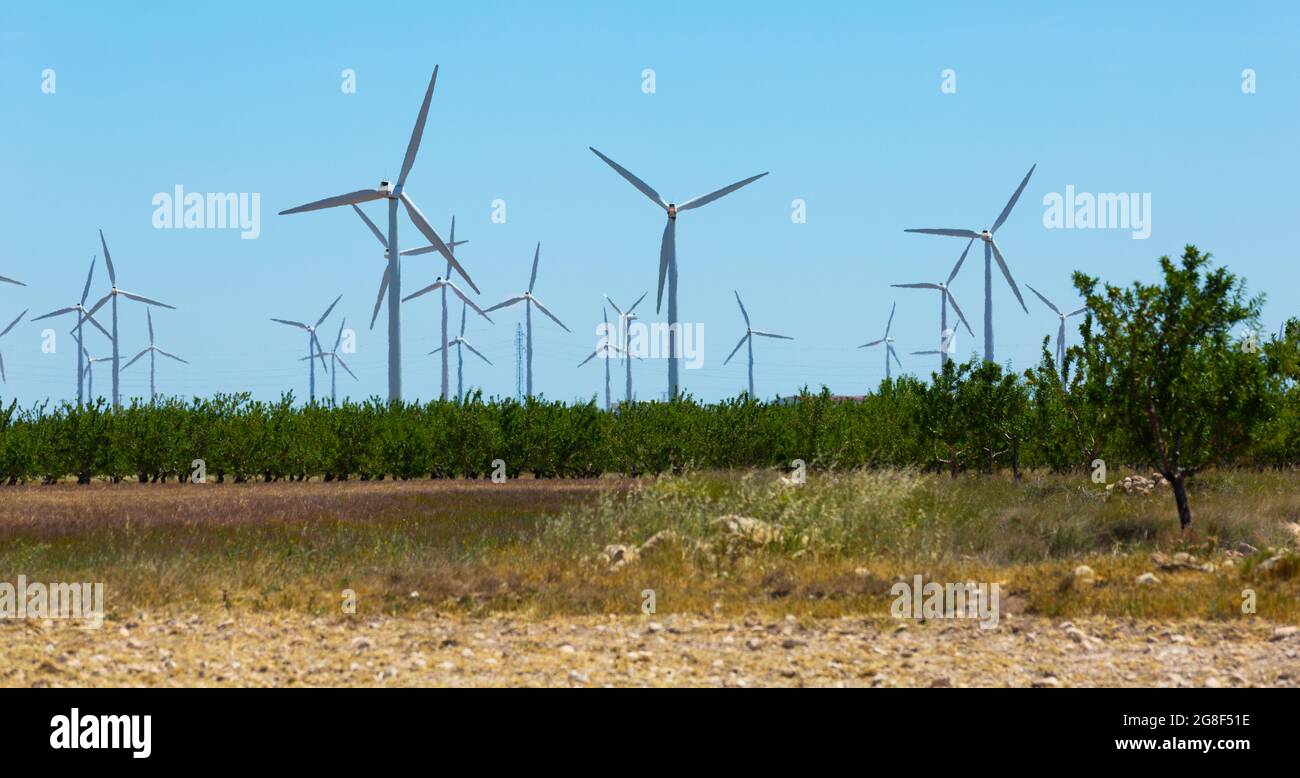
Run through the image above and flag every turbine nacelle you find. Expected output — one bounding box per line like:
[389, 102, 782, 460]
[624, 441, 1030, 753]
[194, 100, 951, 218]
[666, 204, 678, 220]
[378, 180, 395, 197]
[979, 230, 993, 242]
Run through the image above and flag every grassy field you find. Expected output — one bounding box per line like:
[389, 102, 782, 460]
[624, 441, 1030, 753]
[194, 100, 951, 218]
[2, 468, 1299, 623]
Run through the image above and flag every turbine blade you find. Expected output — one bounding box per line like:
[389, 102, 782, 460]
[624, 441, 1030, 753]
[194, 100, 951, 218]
[271, 318, 309, 330]
[399, 192, 481, 293]
[117, 290, 176, 309]
[734, 290, 750, 326]
[626, 291, 647, 314]
[588, 147, 667, 209]
[484, 295, 526, 313]
[315, 294, 342, 327]
[311, 331, 329, 372]
[656, 219, 675, 313]
[904, 228, 980, 239]
[889, 345, 903, 369]
[529, 296, 569, 332]
[0, 275, 22, 287]
[157, 348, 188, 364]
[122, 348, 150, 369]
[751, 330, 792, 340]
[603, 294, 623, 316]
[991, 164, 1036, 234]
[885, 301, 897, 336]
[370, 265, 391, 330]
[397, 66, 438, 191]
[99, 230, 117, 286]
[1025, 283, 1061, 315]
[892, 282, 940, 290]
[461, 340, 492, 365]
[445, 281, 493, 322]
[528, 243, 541, 293]
[723, 333, 749, 365]
[334, 317, 346, 351]
[989, 239, 1028, 312]
[280, 188, 384, 215]
[944, 289, 975, 337]
[1067, 306, 1088, 318]
[32, 307, 77, 321]
[577, 349, 600, 367]
[947, 238, 975, 285]
[333, 353, 358, 380]
[82, 311, 111, 340]
[352, 204, 389, 249]
[859, 338, 885, 348]
[912, 350, 941, 355]
[84, 294, 111, 319]
[81, 256, 96, 304]
[459, 302, 467, 337]
[0, 309, 27, 337]
[677, 172, 768, 211]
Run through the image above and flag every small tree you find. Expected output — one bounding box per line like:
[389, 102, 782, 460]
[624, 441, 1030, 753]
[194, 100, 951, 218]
[1074, 246, 1270, 528]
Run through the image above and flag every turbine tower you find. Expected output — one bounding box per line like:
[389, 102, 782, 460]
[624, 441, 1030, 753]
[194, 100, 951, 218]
[486, 244, 569, 398]
[271, 294, 340, 404]
[905, 165, 1035, 363]
[723, 291, 793, 397]
[858, 302, 902, 382]
[82, 231, 177, 411]
[892, 277, 974, 371]
[0, 308, 28, 384]
[279, 67, 478, 403]
[32, 256, 108, 405]
[589, 147, 767, 399]
[1026, 284, 1087, 372]
[302, 317, 359, 405]
[429, 303, 492, 403]
[123, 309, 188, 402]
[604, 291, 647, 405]
[578, 308, 630, 411]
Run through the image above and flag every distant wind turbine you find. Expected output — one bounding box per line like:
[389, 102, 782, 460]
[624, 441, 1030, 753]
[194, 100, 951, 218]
[123, 309, 188, 402]
[893, 275, 974, 371]
[723, 291, 793, 397]
[279, 66, 478, 402]
[1026, 284, 1087, 372]
[32, 256, 109, 405]
[429, 303, 492, 403]
[590, 147, 767, 399]
[578, 308, 632, 411]
[905, 164, 1035, 362]
[301, 317, 358, 405]
[486, 244, 569, 398]
[859, 302, 902, 381]
[271, 294, 341, 404]
[401, 216, 470, 401]
[81, 231, 177, 410]
[604, 291, 647, 405]
[0, 308, 28, 383]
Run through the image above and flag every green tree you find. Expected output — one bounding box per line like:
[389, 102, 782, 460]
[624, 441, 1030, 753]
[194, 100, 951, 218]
[1074, 246, 1270, 528]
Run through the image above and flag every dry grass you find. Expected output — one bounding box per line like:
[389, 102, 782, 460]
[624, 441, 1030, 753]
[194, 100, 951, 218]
[1, 470, 1298, 622]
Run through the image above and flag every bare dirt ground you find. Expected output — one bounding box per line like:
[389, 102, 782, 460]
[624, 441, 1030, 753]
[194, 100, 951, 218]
[4, 610, 1298, 688]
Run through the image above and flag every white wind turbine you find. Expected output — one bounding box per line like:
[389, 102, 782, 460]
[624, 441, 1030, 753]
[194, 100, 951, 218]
[1026, 284, 1087, 372]
[905, 165, 1035, 363]
[301, 317, 358, 405]
[31, 256, 110, 405]
[399, 215, 470, 400]
[486, 244, 569, 399]
[123, 309, 188, 402]
[271, 294, 340, 404]
[723, 291, 793, 397]
[81, 231, 177, 410]
[604, 291, 647, 405]
[578, 308, 633, 411]
[590, 147, 767, 399]
[83, 348, 111, 401]
[429, 303, 492, 403]
[893, 275, 974, 371]
[279, 67, 478, 403]
[858, 302, 902, 382]
[0, 308, 28, 384]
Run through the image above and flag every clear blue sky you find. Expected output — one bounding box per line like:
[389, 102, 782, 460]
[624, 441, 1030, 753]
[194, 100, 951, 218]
[1, 1, 1297, 406]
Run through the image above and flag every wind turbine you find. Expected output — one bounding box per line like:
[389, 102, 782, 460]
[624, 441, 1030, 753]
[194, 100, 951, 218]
[604, 291, 647, 405]
[905, 164, 1035, 362]
[429, 303, 492, 403]
[486, 244, 569, 399]
[400, 216, 470, 400]
[122, 309, 188, 402]
[578, 308, 632, 411]
[723, 291, 793, 398]
[83, 349, 111, 401]
[301, 317, 358, 405]
[279, 66, 478, 403]
[589, 147, 767, 399]
[271, 295, 340, 404]
[892, 276, 974, 371]
[1026, 284, 1087, 372]
[858, 302, 903, 382]
[31, 256, 109, 405]
[0, 308, 27, 383]
[1, 272, 24, 288]
[81, 231, 177, 410]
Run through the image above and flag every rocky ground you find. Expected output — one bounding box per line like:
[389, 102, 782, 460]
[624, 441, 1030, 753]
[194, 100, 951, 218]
[4, 611, 1298, 687]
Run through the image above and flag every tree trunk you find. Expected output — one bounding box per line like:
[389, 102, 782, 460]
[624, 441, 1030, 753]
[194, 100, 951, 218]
[1170, 472, 1192, 529]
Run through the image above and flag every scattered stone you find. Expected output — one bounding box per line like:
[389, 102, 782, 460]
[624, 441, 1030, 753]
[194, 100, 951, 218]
[597, 544, 638, 572]
[1135, 572, 1160, 586]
